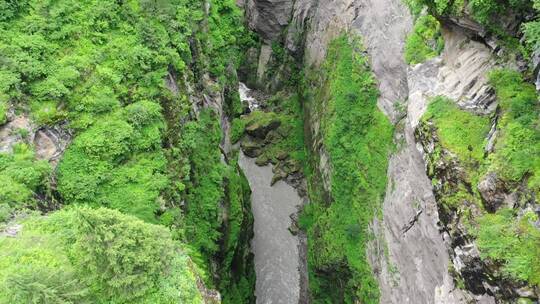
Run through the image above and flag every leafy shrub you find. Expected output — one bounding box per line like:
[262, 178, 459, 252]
[0, 144, 50, 213]
[57, 116, 168, 223]
[477, 208, 540, 287]
[405, 14, 444, 65]
[488, 69, 540, 191]
[0, 101, 7, 125]
[30, 100, 66, 126]
[0, 207, 203, 303]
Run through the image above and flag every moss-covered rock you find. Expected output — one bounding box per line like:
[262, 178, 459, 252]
[241, 139, 264, 158]
[245, 117, 281, 139]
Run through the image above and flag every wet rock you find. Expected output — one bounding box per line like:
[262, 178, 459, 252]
[264, 129, 282, 144]
[276, 150, 288, 161]
[271, 168, 287, 186]
[288, 213, 300, 236]
[255, 155, 269, 166]
[478, 172, 507, 212]
[245, 0, 294, 42]
[245, 118, 281, 139]
[34, 123, 71, 165]
[241, 140, 264, 158]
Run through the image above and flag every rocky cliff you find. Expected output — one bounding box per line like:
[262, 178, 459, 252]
[243, 0, 539, 303]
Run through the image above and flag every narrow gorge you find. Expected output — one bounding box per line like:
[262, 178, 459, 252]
[0, 0, 539, 304]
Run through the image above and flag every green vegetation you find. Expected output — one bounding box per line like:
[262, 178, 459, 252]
[231, 118, 248, 143]
[0, 207, 203, 304]
[0, 0, 255, 302]
[423, 96, 491, 166]
[404, 0, 536, 57]
[488, 69, 540, 192]
[301, 35, 393, 304]
[180, 110, 226, 257]
[0, 100, 7, 125]
[236, 93, 306, 167]
[419, 71, 540, 290]
[405, 14, 444, 65]
[477, 208, 540, 287]
[404, 0, 531, 25]
[523, 0, 540, 49]
[220, 161, 256, 304]
[57, 102, 168, 223]
[0, 144, 51, 221]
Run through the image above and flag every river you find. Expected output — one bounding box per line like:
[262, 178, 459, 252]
[238, 83, 303, 304]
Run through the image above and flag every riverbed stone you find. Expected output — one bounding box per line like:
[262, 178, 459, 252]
[245, 118, 281, 139]
[255, 155, 270, 166]
[241, 139, 264, 158]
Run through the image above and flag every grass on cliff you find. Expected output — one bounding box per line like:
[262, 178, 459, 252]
[404, 14, 444, 65]
[423, 96, 491, 166]
[301, 35, 393, 304]
[473, 70, 540, 289]
[420, 72, 540, 289]
[477, 208, 540, 287]
[488, 69, 540, 192]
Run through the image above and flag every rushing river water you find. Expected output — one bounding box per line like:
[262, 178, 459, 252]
[238, 83, 302, 304]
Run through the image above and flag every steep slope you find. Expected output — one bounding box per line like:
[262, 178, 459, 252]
[0, 1, 257, 303]
[243, 0, 539, 303]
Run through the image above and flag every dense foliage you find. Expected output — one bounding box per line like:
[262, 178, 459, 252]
[0, 144, 51, 221]
[301, 36, 394, 304]
[488, 69, 540, 192]
[477, 208, 540, 287]
[0, 207, 202, 304]
[0, 0, 256, 302]
[423, 96, 491, 166]
[404, 14, 444, 65]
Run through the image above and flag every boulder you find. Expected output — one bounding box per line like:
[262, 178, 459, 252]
[270, 168, 287, 186]
[478, 172, 507, 212]
[245, 118, 281, 139]
[255, 154, 270, 166]
[241, 140, 264, 158]
[276, 150, 289, 161]
[264, 129, 282, 144]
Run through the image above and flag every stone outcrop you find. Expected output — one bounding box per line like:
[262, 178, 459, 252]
[0, 108, 71, 166]
[245, 117, 281, 139]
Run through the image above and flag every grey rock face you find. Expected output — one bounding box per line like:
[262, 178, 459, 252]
[246, 0, 294, 42]
[351, 0, 412, 122]
[532, 48, 540, 91]
[34, 123, 72, 165]
[477, 172, 507, 212]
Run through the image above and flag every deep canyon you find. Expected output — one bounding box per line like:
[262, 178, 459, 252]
[0, 0, 539, 303]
